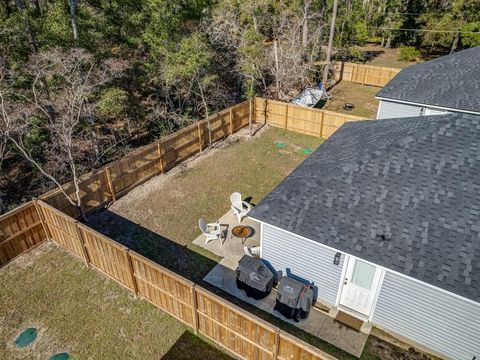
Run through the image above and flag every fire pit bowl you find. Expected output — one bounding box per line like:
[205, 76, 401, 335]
[232, 225, 252, 239]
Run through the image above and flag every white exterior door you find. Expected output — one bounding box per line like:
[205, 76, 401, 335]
[339, 257, 382, 317]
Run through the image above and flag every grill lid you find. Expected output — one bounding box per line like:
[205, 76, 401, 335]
[236, 255, 273, 291]
[277, 277, 313, 309]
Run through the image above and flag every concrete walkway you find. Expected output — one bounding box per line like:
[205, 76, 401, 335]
[193, 211, 368, 358]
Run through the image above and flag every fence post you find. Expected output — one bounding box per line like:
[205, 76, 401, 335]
[361, 68, 367, 85]
[191, 284, 199, 335]
[157, 141, 164, 173]
[284, 104, 289, 130]
[249, 98, 253, 137]
[319, 111, 325, 138]
[273, 329, 280, 360]
[264, 98, 268, 124]
[33, 199, 51, 240]
[74, 221, 90, 267]
[197, 122, 203, 152]
[229, 108, 234, 135]
[207, 118, 212, 147]
[105, 167, 116, 202]
[124, 248, 138, 296]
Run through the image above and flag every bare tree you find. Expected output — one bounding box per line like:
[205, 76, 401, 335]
[0, 49, 128, 220]
[322, 0, 339, 85]
[69, 0, 79, 41]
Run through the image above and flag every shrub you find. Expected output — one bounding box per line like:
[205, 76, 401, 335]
[398, 46, 421, 61]
[349, 47, 365, 61]
[96, 88, 128, 118]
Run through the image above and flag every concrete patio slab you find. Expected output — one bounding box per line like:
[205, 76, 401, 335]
[203, 261, 368, 357]
[192, 210, 260, 260]
[193, 210, 368, 358]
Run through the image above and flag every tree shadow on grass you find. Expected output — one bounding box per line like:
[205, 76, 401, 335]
[162, 331, 232, 360]
[86, 209, 220, 283]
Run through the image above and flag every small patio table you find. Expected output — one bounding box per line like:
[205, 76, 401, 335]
[231, 225, 252, 244]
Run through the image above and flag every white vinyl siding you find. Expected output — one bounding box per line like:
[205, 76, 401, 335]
[372, 271, 480, 360]
[261, 224, 344, 306]
[377, 100, 424, 119]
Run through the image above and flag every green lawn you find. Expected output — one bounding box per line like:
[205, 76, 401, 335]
[0, 243, 231, 360]
[324, 81, 379, 119]
[88, 127, 324, 282]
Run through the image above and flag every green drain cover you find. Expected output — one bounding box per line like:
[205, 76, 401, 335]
[275, 142, 285, 148]
[302, 148, 313, 154]
[15, 327, 37, 348]
[50, 353, 70, 360]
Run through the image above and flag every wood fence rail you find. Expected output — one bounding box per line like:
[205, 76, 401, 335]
[332, 62, 401, 87]
[33, 199, 336, 360]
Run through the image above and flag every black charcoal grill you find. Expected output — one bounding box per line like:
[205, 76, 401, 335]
[236, 255, 273, 299]
[274, 277, 313, 322]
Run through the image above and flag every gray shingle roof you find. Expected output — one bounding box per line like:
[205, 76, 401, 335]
[250, 114, 480, 302]
[376, 46, 480, 113]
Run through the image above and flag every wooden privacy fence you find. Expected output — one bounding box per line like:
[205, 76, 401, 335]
[34, 199, 336, 360]
[0, 201, 48, 266]
[39, 100, 252, 218]
[332, 62, 401, 87]
[255, 98, 365, 138]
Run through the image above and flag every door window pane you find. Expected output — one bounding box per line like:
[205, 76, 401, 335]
[351, 260, 376, 289]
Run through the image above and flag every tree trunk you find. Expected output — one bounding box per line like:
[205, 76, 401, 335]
[322, 0, 339, 85]
[15, 0, 38, 51]
[273, 38, 280, 99]
[302, 0, 310, 51]
[380, 34, 385, 47]
[31, 0, 40, 14]
[69, 0, 79, 41]
[450, 34, 459, 54]
[385, 35, 392, 48]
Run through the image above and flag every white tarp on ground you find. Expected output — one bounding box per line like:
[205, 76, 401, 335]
[291, 84, 330, 107]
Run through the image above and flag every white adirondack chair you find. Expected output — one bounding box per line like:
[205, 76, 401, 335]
[230, 192, 251, 223]
[199, 217, 223, 244]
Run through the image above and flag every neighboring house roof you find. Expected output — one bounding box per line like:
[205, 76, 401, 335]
[376, 46, 480, 113]
[250, 113, 480, 302]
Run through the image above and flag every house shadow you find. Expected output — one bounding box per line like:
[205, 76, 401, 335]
[161, 331, 232, 360]
[86, 209, 220, 283]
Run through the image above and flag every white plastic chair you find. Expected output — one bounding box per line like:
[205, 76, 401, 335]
[199, 217, 223, 245]
[244, 246, 261, 258]
[230, 192, 251, 223]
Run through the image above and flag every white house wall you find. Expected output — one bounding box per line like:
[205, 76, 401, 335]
[377, 100, 424, 119]
[261, 224, 344, 306]
[372, 271, 480, 360]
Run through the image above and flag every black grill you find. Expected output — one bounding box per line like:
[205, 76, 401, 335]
[235, 255, 274, 300]
[274, 277, 313, 322]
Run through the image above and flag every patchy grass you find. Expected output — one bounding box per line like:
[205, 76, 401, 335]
[359, 44, 420, 69]
[324, 82, 379, 119]
[0, 243, 231, 360]
[89, 127, 323, 282]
